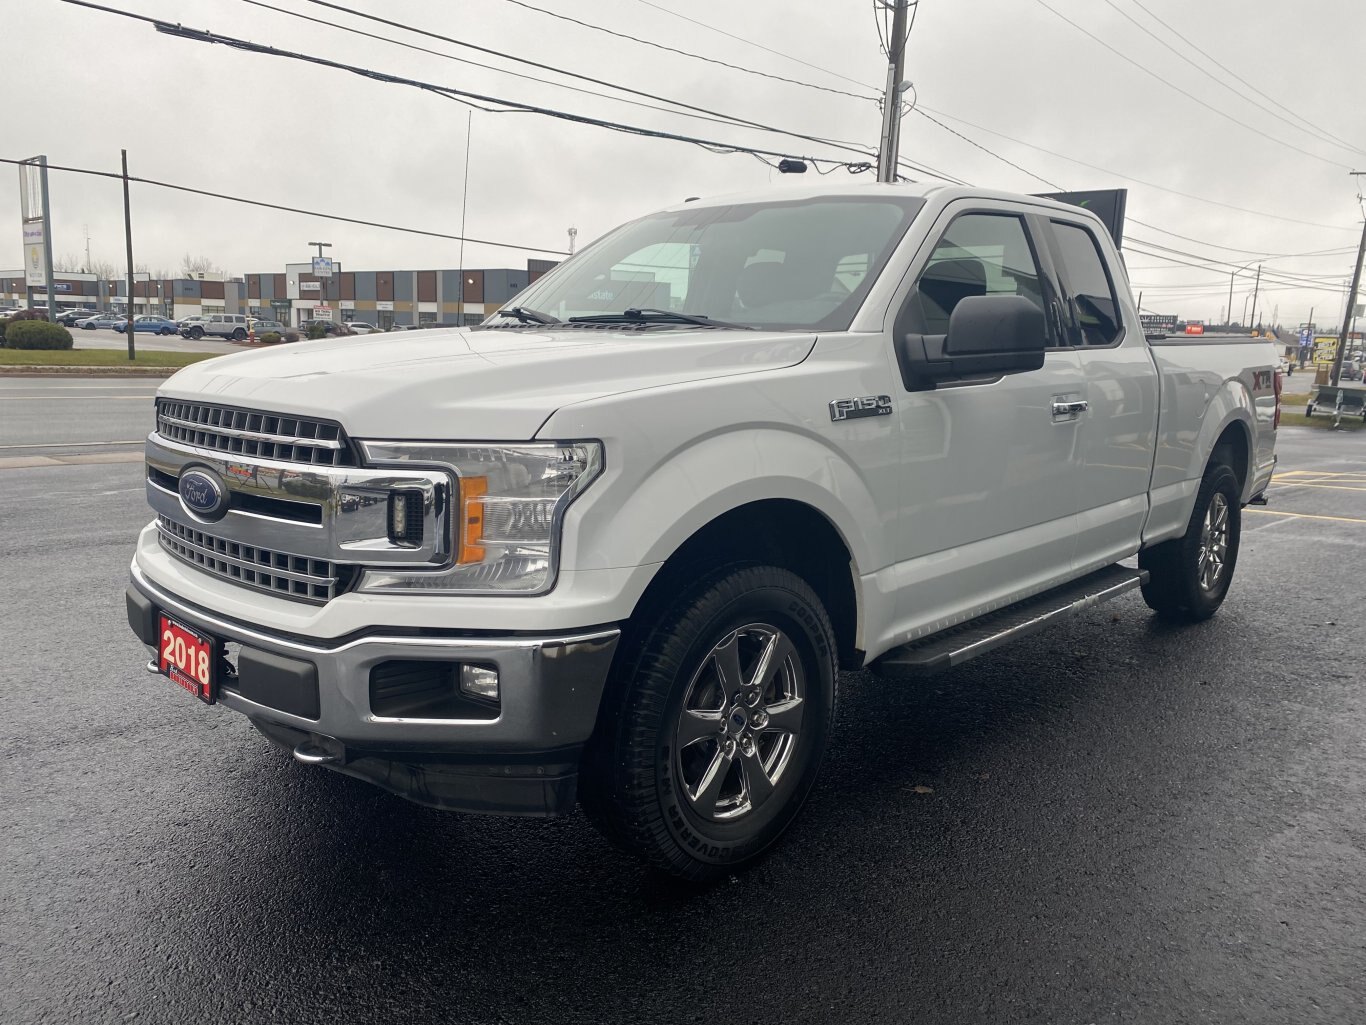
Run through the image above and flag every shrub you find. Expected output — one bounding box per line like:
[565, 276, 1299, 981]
[260, 331, 282, 345]
[307, 322, 328, 340]
[5, 320, 74, 350]
[283, 330, 300, 343]
[0, 308, 49, 345]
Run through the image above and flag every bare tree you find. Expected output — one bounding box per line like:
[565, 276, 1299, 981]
[88, 258, 118, 281]
[180, 253, 223, 277]
[53, 251, 84, 272]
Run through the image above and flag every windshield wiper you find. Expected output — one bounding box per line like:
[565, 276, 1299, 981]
[496, 306, 559, 324]
[567, 308, 752, 330]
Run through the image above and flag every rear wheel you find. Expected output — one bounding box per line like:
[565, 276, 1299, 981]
[581, 564, 837, 881]
[232, 328, 247, 340]
[189, 326, 203, 339]
[1139, 462, 1241, 622]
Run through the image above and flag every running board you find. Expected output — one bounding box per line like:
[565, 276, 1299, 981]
[874, 564, 1147, 676]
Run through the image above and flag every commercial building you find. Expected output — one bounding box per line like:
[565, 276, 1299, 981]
[0, 271, 246, 319]
[3, 259, 556, 329]
[246, 260, 557, 330]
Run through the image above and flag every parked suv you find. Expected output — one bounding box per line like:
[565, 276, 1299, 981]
[181, 314, 249, 340]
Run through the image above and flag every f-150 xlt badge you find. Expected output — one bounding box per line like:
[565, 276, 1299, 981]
[829, 395, 893, 421]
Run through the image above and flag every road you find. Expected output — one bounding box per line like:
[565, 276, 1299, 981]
[2, 381, 1363, 1024]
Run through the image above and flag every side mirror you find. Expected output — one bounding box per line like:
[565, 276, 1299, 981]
[896, 294, 1046, 388]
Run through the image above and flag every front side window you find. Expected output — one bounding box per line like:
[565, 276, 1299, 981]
[500, 196, 925, 332]
[1050, 221, 1122, 346]
[907, 213, 1046, 335]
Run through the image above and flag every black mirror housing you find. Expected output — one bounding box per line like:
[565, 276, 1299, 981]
[896, 294, 1046, 389]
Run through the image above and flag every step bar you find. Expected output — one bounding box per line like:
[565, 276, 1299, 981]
[874, 564, 1147, 676]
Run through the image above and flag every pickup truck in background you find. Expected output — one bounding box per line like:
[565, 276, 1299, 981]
[126, 185, 1279, 880]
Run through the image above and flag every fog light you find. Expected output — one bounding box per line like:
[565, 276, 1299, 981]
[387, 489, 424, 547]
[459, 663, 499, 702]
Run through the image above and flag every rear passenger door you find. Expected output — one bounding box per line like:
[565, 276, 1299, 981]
[887, 202, 1086, 637]
[1041, 217, 1158, 573]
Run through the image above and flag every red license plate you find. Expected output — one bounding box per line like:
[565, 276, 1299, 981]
[157, 614, 217, 703]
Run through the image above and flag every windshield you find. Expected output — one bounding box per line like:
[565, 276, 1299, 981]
[498, 194, 924, 332]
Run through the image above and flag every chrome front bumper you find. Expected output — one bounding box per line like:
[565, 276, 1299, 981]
[127, 564, 620, 815]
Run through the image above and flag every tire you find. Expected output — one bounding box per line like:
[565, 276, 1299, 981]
[1139, 462, 1241, 622]
[580, 564, 837, 881]
[232, 328, 246, 340]
[1306, 403, 1314, 417]
[189, 327, 203, 340]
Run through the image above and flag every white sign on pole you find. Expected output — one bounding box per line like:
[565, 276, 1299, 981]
[23, 222, 45, 286]
[315, 305, 333, 320]
[311, 256, 334, 278]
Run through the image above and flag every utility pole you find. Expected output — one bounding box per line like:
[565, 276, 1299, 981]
[1248, 263, 1262, 332]
[567, 227, 578, 256]
[876, 0, 911, 183]
[1330, 178, 1366, 386]
[457, 110, 472, 329]
[121, 150, 136, 360]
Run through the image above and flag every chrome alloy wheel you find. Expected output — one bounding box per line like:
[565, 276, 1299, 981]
[673, 623, 805, 822]
[1198, 491, 1230, 592]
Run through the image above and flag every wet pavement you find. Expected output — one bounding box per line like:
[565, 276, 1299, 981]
[2, 405, 1363, 1024]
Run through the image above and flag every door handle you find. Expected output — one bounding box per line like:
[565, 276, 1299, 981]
[1052, 399, 1089, 416]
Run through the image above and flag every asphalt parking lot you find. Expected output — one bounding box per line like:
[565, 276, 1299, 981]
[2, 380, 1363, 1024]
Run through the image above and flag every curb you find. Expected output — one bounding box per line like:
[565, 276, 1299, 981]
[0, 365, 178, 377]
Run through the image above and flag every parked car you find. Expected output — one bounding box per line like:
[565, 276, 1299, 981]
[300, 319, 353, 337]
[181, 314, 250, 340]
[78, 313, 127, 330]
[115, 315, 179, 335]
[1341, 360, 1362, 382]
[126, 184, 1280, 880]
[55, 308, 98, 326]
[344, 321, 378, 334]
[248, 319, 287, 336]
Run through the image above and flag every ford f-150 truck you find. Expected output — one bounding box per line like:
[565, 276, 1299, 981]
[126, 184, 1279, 880]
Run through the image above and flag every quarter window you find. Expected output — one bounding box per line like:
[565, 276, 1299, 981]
[1051, 222, 1123, 346]
[908, 213, 1046, 336]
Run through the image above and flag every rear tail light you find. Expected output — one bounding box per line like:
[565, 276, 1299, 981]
[1273, 368, 1283, 429]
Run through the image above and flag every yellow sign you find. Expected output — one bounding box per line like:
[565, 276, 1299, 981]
[1313, 335, 1339, 365]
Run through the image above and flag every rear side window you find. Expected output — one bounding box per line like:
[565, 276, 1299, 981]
[1051, 222, 1122, 346]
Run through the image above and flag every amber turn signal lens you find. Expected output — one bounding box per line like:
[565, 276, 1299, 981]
[459, 476, 488, 563]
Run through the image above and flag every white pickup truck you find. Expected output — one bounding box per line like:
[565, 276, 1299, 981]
[127, 184, 1279, 880]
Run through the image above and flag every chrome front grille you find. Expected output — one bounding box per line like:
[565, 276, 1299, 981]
[156, 516, 350, 604]
[156, 400, 355, 466]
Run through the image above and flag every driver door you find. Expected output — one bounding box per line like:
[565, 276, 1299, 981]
[888, 203, 1085, 639]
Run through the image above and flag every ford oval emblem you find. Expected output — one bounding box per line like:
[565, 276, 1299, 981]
[178, 467, 228, 522]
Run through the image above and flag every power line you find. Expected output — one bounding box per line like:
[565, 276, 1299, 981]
[1097, 0, 1366, 161]
[495, 0, 875, 101]
[1126, 0, 1366, 158]
[234, 0, 870, 145]
[1028, 0, 1353, 171]
[287, 0, 882, 164]
[915, 105, 1359, 232]
[628, 0, 879, 93]
[914, 109, 1062, 189]
[58, 0, 879, 173]
[0, 155, 570, 255]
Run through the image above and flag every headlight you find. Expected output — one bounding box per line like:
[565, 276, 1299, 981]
[355, 441, 603, 595]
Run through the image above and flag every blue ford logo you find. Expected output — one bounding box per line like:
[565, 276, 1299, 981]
[178, 467, 228, 521]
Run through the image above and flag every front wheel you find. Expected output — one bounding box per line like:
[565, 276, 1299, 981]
[581, 564, 837, 881]
[232, 328, 247, 340]
[188, 326, 203, 339]
[1139, 462, 1242, 622]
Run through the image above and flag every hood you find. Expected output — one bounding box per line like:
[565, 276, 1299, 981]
[159, 326, 816, 440]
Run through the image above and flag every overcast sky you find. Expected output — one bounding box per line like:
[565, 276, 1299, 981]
[2, 0, 1363, 326]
